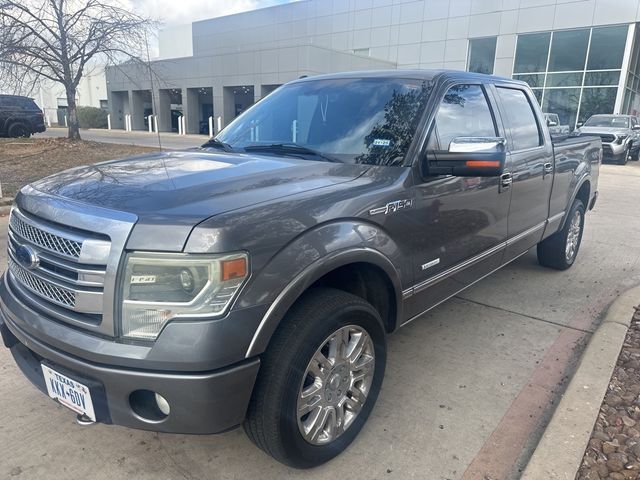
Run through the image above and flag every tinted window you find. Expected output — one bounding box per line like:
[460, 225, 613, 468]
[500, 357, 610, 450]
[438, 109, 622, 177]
[588, 25, 628, 70]
[548, 29, 590, 72]
[216, 78, 433, 166]
[497, 88, 542, 151]
[429, 84, 496, 149]
[468, 37, 497, 75]
[514, 33, 551, 73]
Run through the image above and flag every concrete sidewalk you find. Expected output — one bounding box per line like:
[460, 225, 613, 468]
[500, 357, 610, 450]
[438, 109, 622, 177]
[35, 126, 208, 150]
[0, 163, 639, 479]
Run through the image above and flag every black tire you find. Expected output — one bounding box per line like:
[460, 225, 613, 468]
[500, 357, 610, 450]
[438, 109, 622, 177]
[7, 122, 30, 138]
[537, 199, 585, 270]
[631, 144, 640, 161]
[244, 287, 387, 468]
[620, 145, 630, 165]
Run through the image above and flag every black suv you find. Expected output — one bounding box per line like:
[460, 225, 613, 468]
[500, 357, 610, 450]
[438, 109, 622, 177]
[0, 94, 46, 137]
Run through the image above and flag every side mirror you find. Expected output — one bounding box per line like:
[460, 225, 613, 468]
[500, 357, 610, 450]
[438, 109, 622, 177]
[548, 121, 558, 127]
[423, 137, 506, 177]
[632, 125, 640, 131]
[577, 122, 584, 128]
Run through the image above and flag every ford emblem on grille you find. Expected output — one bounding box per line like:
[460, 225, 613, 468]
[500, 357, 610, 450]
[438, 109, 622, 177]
[15, 244, 40, 270]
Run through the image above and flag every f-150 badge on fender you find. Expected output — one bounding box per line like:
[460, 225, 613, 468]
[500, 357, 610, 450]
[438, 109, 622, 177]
[369, 199, 413, 216]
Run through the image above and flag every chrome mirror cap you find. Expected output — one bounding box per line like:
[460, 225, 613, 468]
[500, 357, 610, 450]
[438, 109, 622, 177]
[448, 136, 506, 153]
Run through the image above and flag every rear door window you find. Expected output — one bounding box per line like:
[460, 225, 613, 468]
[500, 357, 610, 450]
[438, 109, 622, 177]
[428, 84, 497, 150]
[496, 87, 543, 151]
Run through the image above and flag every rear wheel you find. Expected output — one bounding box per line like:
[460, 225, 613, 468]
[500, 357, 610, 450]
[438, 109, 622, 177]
[7, 123, 30, 138]
[244, 288, 387, 468]
[537, 199, 585, 270]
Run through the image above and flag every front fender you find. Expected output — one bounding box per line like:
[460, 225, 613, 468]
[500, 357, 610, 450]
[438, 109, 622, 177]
[239, 220, 406, 358]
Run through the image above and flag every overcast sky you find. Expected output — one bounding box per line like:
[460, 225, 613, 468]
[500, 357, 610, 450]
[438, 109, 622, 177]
[128, 0, 298, 28]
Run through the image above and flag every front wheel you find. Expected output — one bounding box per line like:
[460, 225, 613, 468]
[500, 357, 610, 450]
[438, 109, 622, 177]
[244, 288, 387, 468]
[537, 199, 585, 270]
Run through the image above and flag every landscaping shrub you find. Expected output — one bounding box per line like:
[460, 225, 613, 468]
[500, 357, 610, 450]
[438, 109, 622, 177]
[77, 106, 108, 129]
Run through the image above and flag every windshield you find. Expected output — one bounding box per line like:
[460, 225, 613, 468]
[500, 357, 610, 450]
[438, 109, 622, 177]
[584, 116, 630, 128]
[214, 77, 432, 166]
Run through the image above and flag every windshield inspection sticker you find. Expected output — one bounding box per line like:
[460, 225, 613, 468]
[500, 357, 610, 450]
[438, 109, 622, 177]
[373, 139, 391, 147]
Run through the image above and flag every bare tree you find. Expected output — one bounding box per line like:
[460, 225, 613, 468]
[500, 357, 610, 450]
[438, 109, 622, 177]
[0, 0, 154, 139]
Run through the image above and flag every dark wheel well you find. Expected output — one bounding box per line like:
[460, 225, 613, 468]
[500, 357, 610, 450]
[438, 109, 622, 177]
[309, 263, 397, 333]
[575, 181, 590, 211]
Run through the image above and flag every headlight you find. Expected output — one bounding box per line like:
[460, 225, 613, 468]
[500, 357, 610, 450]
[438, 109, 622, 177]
[616, 134, 629, 144]
[120, 252, 248, 340]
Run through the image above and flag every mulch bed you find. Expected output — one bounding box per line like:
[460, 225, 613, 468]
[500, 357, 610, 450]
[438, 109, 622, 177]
[577, 306, 640, 479]
[0, 137, 157, 197]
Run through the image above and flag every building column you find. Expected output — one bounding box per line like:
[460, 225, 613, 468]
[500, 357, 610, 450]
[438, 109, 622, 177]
[130, 91, 146, 130]
[157, 89, 172, 132]
[213, 92, 225, 133]
[184, 88, 200, 134]
[222, 86, 236, 128]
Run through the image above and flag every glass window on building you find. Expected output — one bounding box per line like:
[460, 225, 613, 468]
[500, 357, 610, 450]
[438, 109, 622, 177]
[542, 88, 581, 130]
[588, 25, 628, 70]
[514, 33, 551, 74]
[512, 25, 631, 130]
[579, 88, 618, 124]
[548, 29, 590, 72]
[467, 37, 497, 75]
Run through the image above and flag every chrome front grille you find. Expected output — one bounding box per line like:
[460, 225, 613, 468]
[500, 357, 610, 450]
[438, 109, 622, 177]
[7, 207, 109, 323]
[9, 213, 82, 259]
[8, 258, 76, 308]
[599, 134, 616, 144]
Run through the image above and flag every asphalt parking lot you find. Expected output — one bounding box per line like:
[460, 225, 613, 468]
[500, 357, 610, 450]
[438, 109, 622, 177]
[0, 163, 639, 480]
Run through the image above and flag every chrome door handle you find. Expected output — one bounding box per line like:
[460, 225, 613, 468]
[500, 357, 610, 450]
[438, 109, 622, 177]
[500, 172, 512, 191]
[543, 162, 554, 175]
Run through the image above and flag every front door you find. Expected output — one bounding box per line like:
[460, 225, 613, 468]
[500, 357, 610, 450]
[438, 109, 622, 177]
[404, 83, 511, 320]
[493, 86, 554, 261]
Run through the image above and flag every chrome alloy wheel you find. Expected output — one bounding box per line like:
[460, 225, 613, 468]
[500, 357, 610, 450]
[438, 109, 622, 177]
[297, 325, 375, 445]
[565, 210, 582, 262]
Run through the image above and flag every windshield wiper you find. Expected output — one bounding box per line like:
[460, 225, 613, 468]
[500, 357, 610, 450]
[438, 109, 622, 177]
[200, 138, 234, 152]
[243, 143, 341, 163]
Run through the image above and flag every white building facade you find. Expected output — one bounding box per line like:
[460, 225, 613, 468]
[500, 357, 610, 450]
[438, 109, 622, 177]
[37, 69, 108, 126]
[106, 0, 640, 133]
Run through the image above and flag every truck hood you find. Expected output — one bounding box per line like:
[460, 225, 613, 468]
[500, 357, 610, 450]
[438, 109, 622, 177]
[28, 150, 369, 250]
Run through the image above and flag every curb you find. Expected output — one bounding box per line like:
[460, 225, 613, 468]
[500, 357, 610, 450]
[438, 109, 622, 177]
[520, 285, 640, 480]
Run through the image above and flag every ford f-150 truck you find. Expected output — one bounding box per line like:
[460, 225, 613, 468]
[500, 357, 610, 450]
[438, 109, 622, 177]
[0, 71, 601, 468]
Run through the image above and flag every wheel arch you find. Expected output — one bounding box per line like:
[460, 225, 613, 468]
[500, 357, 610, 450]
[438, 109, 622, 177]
[560, 176, 591, 230]
[244, 248, 403, 359]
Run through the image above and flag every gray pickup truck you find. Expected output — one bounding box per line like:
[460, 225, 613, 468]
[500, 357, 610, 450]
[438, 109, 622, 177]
[1, 70, 601, 468]
[576, 114, 640, 164]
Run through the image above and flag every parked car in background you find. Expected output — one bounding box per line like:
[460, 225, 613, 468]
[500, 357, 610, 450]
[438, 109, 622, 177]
[543, 113, 570, 135]
[0, 95, 46, 138]
[576, 114, 640, 164]
[1, 71, 601, 468]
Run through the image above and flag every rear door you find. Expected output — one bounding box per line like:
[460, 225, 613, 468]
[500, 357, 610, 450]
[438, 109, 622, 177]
[493, 85, 554, 262]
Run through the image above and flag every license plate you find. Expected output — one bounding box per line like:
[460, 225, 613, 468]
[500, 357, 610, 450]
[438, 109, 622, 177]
[41, 364, 96, 421]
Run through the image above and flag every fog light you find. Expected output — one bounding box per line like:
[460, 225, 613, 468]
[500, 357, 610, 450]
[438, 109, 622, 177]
[155, 393, 171, 416]
[129, 389, 170, 421]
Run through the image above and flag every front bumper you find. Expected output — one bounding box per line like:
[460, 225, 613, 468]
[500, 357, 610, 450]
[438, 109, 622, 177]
[0, 271, 263, 434]
[602, 142, 628, 161]
[1, 312, 260, 434]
